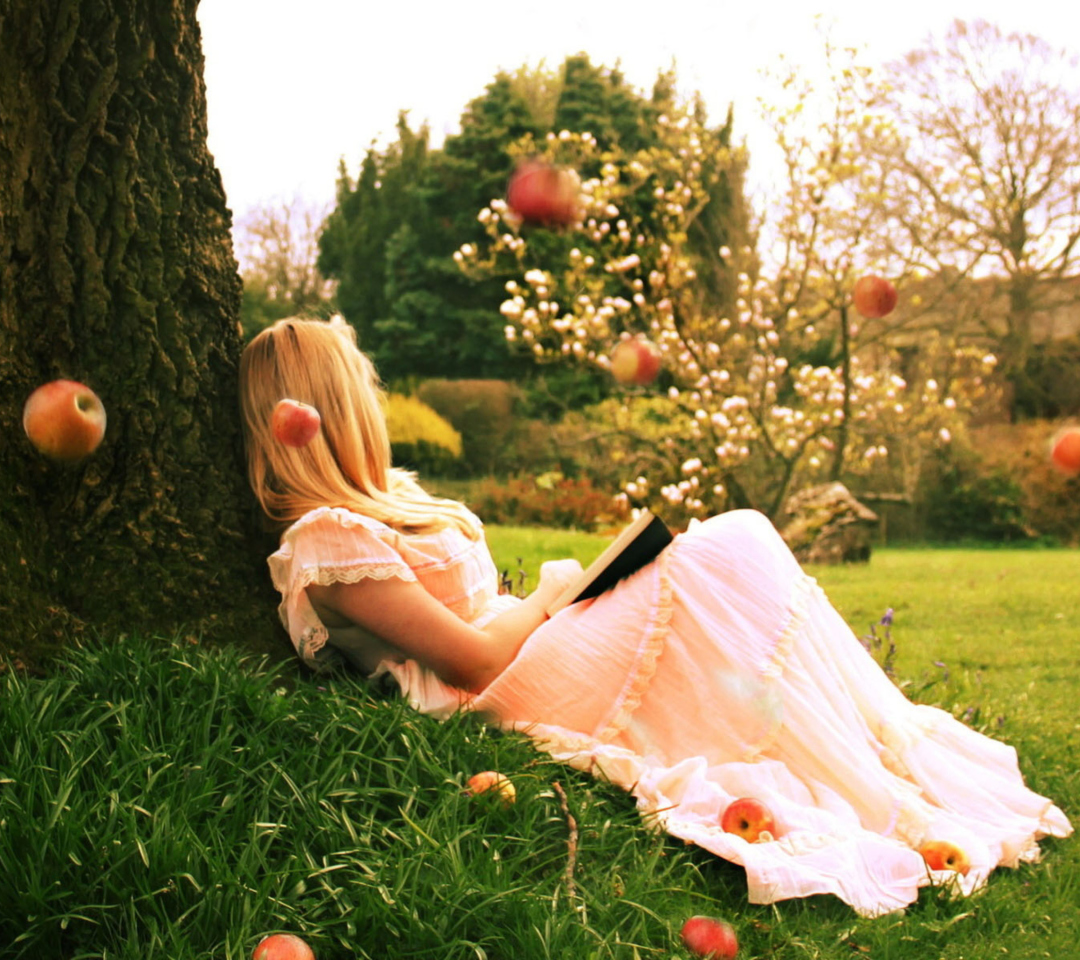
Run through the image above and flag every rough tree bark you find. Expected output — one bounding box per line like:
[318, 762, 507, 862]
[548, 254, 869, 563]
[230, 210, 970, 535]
[0, 0, 281, 667]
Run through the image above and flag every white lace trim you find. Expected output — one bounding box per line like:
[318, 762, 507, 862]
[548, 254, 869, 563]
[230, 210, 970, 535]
[287, 560, 417, 668]
[297, 624, 330, 667]
[296, 561, 417, 587]
[594, 550, 673, 743]
[741, 572, 815, 762]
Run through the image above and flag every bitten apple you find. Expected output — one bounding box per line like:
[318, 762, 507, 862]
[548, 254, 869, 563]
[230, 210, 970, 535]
[610, 338, 662, 386]
[23, 379, 107, 461]
[464, 770, 516, 806]
[852, 275, 898, 319]
[720, 797, 776, 843]
[1050, 426, 1080, 476]
[680, 916, 739, 959]
[918, 840, 971, 876]
[271, 399, 321, 448]
[506, 159, 580, 225]
[252, 933, 316, 960]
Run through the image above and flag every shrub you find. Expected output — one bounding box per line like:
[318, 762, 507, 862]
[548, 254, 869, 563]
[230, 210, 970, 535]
[968, 419, 1080, 544]
[1009, 335, 1080, 419]
[922, 456, 1034, 542]
[548, 396, 717, 526]
[469, 473, 628, 531]
[416, 380, 522, 475]
[384, 393, 463, 477]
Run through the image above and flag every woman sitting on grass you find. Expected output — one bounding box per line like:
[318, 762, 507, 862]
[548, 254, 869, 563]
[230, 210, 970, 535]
[239, 315, 1071, 919]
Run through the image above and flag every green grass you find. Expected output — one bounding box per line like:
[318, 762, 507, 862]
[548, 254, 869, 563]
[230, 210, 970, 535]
[0, 535, 1076, 960]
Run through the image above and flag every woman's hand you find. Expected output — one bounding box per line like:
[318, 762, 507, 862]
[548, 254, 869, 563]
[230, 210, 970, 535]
[537, 558, 585, 606]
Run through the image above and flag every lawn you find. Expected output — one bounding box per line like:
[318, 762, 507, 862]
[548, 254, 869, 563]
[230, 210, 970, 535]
[0, 530, 1076, 960]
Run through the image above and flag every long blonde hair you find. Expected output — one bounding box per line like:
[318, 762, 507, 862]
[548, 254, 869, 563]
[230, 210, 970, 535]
[239, 316, 479, 539]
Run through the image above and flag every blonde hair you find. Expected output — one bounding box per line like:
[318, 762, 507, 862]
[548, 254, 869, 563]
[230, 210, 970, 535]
[239, 316, 479, 539]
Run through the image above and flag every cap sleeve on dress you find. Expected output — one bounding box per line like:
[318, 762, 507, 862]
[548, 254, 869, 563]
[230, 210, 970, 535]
[268, 506, 418, 669]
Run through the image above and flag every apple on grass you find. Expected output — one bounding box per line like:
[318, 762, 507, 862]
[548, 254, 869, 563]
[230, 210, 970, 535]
[23, 379, 107, 461]
[680, 916, 739, 959]
[720, 797, 776, 843]
[1050, 425, 1080, 476]
[252, 933, 315, 960]
[271, 398, 321, 448]
[918, 840, 971, 876]
[506, 159, 580, 226]
[610, 338, 662, 386]
[463, 770, 516, 806]
[852, 274, 898, 319]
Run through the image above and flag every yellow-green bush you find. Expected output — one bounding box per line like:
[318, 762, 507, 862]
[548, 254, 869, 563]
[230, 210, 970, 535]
[417, 380, 521, 474]
[384, 393, 463, 476]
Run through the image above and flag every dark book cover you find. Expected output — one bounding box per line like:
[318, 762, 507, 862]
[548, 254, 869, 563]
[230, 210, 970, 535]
[547, 511, 673, 615]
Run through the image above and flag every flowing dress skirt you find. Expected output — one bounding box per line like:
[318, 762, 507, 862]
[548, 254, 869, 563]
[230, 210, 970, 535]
[455, 510, 1073, 917]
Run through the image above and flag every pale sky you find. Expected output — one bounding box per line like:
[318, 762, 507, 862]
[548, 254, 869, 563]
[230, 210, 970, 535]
[197, 1, 1079, 221]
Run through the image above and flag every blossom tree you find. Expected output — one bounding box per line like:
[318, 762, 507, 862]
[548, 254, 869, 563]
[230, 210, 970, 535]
[874, 19, 1080, 417]
[457, 49, 996, 524]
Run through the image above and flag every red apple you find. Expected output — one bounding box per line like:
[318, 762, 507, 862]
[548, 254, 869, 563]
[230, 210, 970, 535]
[23, 379, 107, 461]
[680, 916, 739, 959]
[852, 275, 898, 319]
[464, 770, 516, 806]
[252, 933, 315, 960]
[1050, 426, 1080, 476]
[918, 840, 971, 876]
[271, 399, 321, 448]
[506, 159, 580, 226]
[610, 338, 662, 386]
[720, 797, 776, 843]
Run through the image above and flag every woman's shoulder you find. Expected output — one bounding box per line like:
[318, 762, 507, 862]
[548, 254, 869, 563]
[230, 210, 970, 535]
[276, 504, 480, 553]
[270, 507, 395, 565]
[279, 505, 391, 542]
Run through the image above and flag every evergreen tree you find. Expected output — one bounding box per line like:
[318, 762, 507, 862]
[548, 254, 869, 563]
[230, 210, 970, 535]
[319, 56, 751, 395]
[318, 152, 387, 342]
[553, 55, 650, 152]
[318, 114, 430, 352]
[372, 224, 447, 379]
[320, 77, 543, 380]
[685, 101, 757, 317]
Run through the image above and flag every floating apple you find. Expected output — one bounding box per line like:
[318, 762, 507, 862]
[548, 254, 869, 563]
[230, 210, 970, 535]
[23, 379, 107, 461]
[720, 797, 776, 843]
[271, 399, 321, 448]
[1050, 426, 1080, 477]
[506, 159, 580, 226]
[610, 338, 662, 386]
[852, 274, 898, 319]
[252, 933, 315, 960]
[918, 840, 971, 876]
[680, 916, 739, 959]
[464, 770, 516, 806]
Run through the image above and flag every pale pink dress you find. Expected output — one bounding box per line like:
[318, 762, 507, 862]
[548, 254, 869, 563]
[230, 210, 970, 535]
[268, 506, 1072, 918]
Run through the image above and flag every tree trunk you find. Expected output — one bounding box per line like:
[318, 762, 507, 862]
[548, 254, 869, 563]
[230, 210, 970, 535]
[0, 0, 282, 668]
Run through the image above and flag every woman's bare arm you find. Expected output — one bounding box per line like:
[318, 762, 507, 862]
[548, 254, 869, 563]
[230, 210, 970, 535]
[305, 559, 582, 693]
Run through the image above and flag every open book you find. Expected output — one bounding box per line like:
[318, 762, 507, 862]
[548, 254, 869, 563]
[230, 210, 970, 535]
[546, 510, 674, 616]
